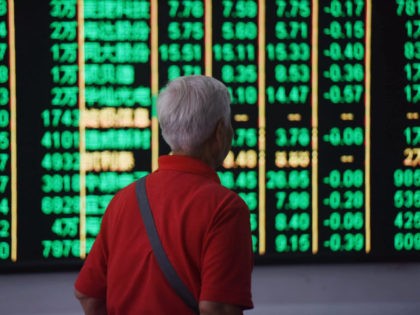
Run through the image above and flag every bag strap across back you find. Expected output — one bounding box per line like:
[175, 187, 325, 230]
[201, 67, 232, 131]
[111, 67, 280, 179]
[135, 176, 199, 313]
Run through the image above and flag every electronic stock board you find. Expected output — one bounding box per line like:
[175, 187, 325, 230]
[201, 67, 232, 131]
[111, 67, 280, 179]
[0, 0, 420, 269]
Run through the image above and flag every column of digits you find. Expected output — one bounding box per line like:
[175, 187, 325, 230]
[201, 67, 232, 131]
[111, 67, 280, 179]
[265, 0, 313, 255]
[212, 0, 260, 253]
[0, 0, 11, 261]
[159, 0, 204, 81]
[318, 0, 367, 253]
[40, 0, 80, 259]
[393, 0, 420, 252]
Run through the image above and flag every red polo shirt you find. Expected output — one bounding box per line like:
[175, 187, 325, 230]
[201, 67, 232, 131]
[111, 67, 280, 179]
[75, 155, 254, 314]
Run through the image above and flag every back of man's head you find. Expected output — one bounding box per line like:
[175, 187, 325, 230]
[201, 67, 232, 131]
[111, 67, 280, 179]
[157, 75, 231, 155]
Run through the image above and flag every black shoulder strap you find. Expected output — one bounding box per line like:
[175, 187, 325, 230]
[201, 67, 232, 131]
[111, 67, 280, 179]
[135, 176, 199, 313]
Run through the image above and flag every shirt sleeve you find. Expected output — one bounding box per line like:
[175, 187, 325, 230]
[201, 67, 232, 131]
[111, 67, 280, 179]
[200, 193, 254, 309]
[74, 204, 111, 299]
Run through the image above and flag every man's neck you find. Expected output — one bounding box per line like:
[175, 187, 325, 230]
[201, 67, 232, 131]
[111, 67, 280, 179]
[171, 148, 218, 170]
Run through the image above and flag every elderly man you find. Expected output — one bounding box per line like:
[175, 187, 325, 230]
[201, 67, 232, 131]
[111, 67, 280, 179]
[75, 75, 254, 315]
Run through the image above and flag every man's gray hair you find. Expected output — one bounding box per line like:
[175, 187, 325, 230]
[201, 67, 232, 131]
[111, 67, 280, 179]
[157, 75, 231, 154]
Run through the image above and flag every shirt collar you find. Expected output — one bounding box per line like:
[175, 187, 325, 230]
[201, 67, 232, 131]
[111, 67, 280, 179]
[157, 155, 221, 183]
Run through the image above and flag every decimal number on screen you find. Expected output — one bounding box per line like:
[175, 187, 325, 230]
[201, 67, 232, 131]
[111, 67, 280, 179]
[218, 171, 257, 190]
[275, 191, 310, 210]
[323, 212, 364, 231]
[275, 151, 310, 168]
[324, 233, 364, 252]
[275, 0, 310, 18]
[232, 128, 257, 147]
[168, 0, 204, 18]
[223, 150, 257, 169]
[323, 190, 364, 210]
[275, 128, 310, 147]
[275, 213, 310, 232]
[266, 170, 310, 189]
[275, 234, 311, 253]
[323, 169, 364, 188]
[222, 0, 258, 18]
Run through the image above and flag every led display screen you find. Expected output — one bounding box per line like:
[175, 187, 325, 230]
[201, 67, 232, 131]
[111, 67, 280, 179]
[1, 0, 420, 269]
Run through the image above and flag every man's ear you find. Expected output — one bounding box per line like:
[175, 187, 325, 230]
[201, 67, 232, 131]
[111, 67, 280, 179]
[214, 119, 225, 145]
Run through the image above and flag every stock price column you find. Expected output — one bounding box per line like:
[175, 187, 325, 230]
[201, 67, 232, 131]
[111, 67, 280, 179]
[157, 0, 204, 83]
[81, 0, 152, 256]
[392, 0, 420, 253]
[0, 0, 15, 262]
[265, 0, 313, 256]
[39, 0, 80, 260]
[212, 0, 260, 253]
[318, 0, 370, 255]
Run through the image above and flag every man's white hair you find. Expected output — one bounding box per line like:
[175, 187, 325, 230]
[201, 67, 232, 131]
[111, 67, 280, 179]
[157, 75, 231, 154]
